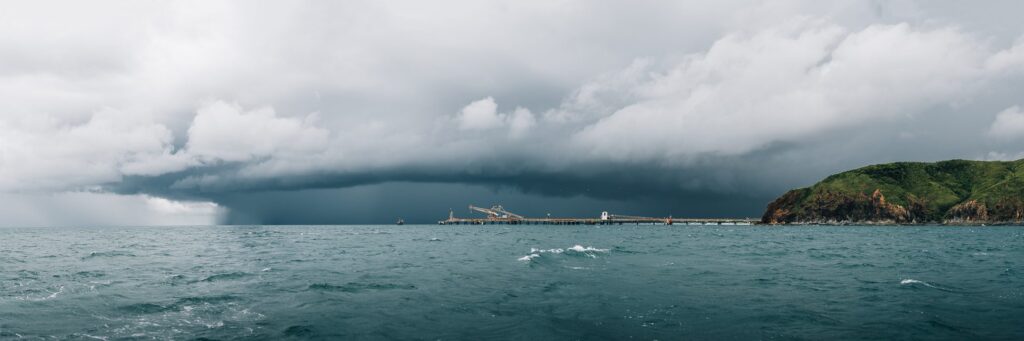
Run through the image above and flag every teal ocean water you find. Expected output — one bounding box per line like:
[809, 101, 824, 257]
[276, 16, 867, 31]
[2, 225, 1022, 340]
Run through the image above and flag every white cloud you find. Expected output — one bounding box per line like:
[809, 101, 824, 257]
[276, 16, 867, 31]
[988, 106, 1024, 140]
[570, 22, 999, 161]
[185, 100, 330, 163]
[145, 195, 220, 217]
[0, 192, 222, 227]
[986, 37, 1024, 73]
[983, 151, 1024, 161]
[0, 100, 331, 192]
[454, 97, 536, 138]
[507, 107, 536, 138]
[456, 97, 502, 130]
[0, 108, 175, 191]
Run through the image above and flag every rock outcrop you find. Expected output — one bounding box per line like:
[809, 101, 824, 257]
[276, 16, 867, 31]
[761, 159, 1024, 225]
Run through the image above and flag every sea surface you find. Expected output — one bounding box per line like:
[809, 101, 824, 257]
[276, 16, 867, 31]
[1, 225, 1023, 340]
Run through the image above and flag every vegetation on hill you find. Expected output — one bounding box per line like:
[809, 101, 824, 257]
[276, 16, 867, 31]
[762, 159, 1024, 224]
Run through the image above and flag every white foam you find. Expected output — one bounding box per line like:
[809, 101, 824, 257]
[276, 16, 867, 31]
[17, 284, 65, 301]
[31, 285, 66, 301]
[518, 254, 540, 261]
[899, 279, 942, 290]
[566, 245, 608, 252]
[261, 267, 271, 272]
[521, 245, 609, 261]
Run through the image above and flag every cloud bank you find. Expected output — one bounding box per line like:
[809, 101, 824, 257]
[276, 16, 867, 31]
[2, 1, 1024, 224]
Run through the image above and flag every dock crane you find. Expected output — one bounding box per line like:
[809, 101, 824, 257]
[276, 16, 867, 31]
[469, 205, 524, 220]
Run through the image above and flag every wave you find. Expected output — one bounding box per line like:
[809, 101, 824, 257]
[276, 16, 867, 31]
[44, 285, 65, 300]
[81, 251, 134, 260]
[117, 302, 168, 314]
[200, 272, 252, 282]
[172, 294, 238, 308]
[284, 325, 316, 337]
[899, 278, 963, 293]
[519, 244, 609, 262]
[73, 271, 106, 278]
[308, 283, 345, 291]
[17, 285, 65, 301]
[517, 254, 540, 261]
[117, 294, 241, 316]
[308, 282, 416, 292]
[567, 245, 609, 253]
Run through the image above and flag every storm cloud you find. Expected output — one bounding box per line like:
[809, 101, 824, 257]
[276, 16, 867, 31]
[3, 1, 1024, 225]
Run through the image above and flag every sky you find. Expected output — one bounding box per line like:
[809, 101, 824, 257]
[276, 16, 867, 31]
[2, 0, 1024, 225]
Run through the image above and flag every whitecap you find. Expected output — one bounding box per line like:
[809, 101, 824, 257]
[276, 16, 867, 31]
[76, 334, 109, 341]
[521, 245, 609, 261]
[25, 285, 66, 301]
[46, 288, 63, 300]
[899, 278, 952, 292]
[566, 245, 608, 253]
[518, 254, 540, 261]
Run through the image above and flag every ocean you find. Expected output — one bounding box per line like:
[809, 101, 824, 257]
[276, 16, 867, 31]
[1, 225, 1022, 340]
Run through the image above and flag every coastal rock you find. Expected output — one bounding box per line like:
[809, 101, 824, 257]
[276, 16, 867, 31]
[945, 200, 988, 223]
[762, 188, 911, 224]
[761, 159, 1024, 225]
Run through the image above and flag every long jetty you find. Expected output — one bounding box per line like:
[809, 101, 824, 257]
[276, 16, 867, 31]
[438, 217, 759, 225]
[437, 205, 759, 225]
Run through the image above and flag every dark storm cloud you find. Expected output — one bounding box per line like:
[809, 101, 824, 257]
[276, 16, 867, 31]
[3, 1, 1024, 225]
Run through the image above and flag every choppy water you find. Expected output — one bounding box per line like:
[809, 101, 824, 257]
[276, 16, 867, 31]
[2, 225, 1023, 340]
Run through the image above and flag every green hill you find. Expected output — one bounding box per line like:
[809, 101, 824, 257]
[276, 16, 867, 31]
[762, 159, 1024, 224]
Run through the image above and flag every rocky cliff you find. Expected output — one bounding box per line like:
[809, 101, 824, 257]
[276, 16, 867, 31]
[762, 159, 1024, 225]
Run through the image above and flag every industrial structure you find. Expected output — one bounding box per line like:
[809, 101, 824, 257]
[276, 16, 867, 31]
[438, 204, 758, 225]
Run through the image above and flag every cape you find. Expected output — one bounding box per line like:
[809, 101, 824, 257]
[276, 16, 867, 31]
[761, 159, 1024, 225]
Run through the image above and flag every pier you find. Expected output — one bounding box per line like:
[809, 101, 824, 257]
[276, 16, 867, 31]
[437, 205, 759, 225]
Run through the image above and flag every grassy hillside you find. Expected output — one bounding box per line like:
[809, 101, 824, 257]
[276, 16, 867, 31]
[762, 159, 1024, 224]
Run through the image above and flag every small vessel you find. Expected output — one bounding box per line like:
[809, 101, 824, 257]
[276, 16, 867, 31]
[396, 218, 405, 225]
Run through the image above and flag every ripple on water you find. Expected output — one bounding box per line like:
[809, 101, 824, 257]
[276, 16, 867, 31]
[308, 282, 416, 293]
[117, 302, 169, 314]
[14, 285, 66, 301]
[81, 251, 135, 260]
[283, 325, 316, 337]
[102, 295, 263, 339]
[73, 271, 106, 278]
[198, 272, 252, 283]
